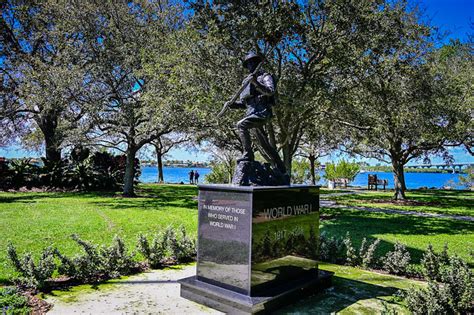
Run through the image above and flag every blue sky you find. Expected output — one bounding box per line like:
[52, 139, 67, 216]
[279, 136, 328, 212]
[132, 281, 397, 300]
[1, 0, 472, 164]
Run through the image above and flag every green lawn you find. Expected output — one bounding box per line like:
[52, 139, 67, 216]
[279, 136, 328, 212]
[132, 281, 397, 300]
[0, 185, 198, 283]
[1, 184, 472, 285]
[326, 189, 473, 217]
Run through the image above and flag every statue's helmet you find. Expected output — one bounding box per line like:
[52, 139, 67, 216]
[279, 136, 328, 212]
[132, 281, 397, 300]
[243, 51, 263, 68]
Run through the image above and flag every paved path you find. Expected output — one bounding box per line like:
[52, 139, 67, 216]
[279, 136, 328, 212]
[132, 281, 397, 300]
[320, 200, 474, 222]
[45, 265, 222, 315]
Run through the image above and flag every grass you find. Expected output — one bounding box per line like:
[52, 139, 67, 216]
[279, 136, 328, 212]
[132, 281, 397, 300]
[1, 184, 472, 284]
[320, 207, 474, 266]
[326, 189, 473, 217]
[0, 185, 198, 283]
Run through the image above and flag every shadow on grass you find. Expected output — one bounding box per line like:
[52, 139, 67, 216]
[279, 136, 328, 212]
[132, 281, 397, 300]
[0, 191, 117, 203]
[277, 276, 402, 314]
[90, 184, 198, 210]
[0, 184, 199, 210]
[330, 189, 473, 211]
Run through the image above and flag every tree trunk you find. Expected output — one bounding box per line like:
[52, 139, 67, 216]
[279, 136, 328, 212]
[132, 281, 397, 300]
[282, 143, 292, 178]
[44, 136, 61, 164]
[392, 158, 406, 200]
[38, 114, 62, 165]
[156, 148, 164, 183]
[308, 154, 316, 185]
[123, 147, 137, 197]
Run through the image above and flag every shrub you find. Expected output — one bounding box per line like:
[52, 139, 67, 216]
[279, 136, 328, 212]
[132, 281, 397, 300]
[343, 232, 358, 266]
[204, 160, 235, 184]
[404, 255, 473, 314]
[291, 158, 315, 184]
[137, 232, 167, 269]
[441, 256, 473, 312]
[324, 159, 360, 184]
[319, 232, 346, 264]
[168, 226, 196, 263]
[7, 243, 55, 290]
[404, 282, 452, 315]
[381, 242, 411, 275]
[56, 234, 137, 283]
[361, 238, 380, 269]
[0, 287, 30, 314]
[137, 226, 195, 267]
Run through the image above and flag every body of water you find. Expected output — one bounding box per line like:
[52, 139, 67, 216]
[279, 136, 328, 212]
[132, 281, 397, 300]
[139, 166, 467, 189]
[347, 171, 464, 189]
[140, 166, 211, 184]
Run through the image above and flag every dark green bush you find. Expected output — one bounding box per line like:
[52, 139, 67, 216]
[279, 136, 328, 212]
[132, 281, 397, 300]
[381, 242, 411, 275]
[343, 232, 358, 266]
[169, 227, 196, 263]
[404, 255, 473, 314]
[0, 287, 30, 314]
[137, 226, 196, 267]
[137, 231, 168, 268]
[56, 234, 137, 283]
[0, 151, 141, 191]
[7, 243, 55, 290]
[420, 244, 450, 281]
[319, 232, 346, 264]
[360, 238, 380, 269]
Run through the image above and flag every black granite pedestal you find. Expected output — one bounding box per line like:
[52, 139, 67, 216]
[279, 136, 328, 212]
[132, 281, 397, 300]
[179, 185, 333, 314]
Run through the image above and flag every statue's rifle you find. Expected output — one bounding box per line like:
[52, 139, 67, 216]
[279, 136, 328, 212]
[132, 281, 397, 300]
[217, 48, 273, 118]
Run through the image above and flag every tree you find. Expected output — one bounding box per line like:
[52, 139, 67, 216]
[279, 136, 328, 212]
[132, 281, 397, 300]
[334, 22, 472, 199]
[1, 0, 95, 164]
[297, 119, 340, 185]
[151, 134, 189, 183]
[78, 1, 190, 196]
[174, 0, 426, 178]
[324, 159, 360, 187]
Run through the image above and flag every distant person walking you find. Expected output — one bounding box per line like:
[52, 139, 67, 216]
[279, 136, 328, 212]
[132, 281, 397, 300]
[189, 170, 194, 184]
[194, 171, 200, 184]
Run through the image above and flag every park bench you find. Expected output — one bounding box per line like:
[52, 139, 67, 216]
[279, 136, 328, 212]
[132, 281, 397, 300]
[368, 174, 388, 190]
[328, 178, 349, 189]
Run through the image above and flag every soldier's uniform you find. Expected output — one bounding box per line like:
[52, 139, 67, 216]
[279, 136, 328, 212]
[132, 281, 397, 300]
[229, 52, 277, 162]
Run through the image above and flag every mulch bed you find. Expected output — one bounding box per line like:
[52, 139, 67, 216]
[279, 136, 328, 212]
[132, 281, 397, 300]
[24, 291, 52, 314]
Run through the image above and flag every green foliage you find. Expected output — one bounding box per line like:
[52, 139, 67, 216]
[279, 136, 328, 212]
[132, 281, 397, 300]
[0, 151, 140, 191]
[0, 287, 30, 315]
[324, 159, 360, 182]
[343, 232, 358, 266]
[382, 242, 411, 275]
[56, 234, 137, 283]
[319, 232, 346, 264]
[137, 233, 166, 269]
[291, 159, 314, 184]
[7, 243, 55, 290]
[458, 166, 473, 188]
[404, 252, 474, 314]
[361, 238, 381, 269]
[204, 160, 235, 184]
[137, 226, 196, 268]
[169, 226, 197, 264]
[420, 243, 449, 281]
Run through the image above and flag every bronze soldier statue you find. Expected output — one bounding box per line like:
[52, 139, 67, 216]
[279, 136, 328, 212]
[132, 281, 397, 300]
[223, 51, 288, 185]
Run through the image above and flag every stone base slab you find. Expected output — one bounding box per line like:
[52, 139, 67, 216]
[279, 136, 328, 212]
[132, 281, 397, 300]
[179, 270, 333, 314]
